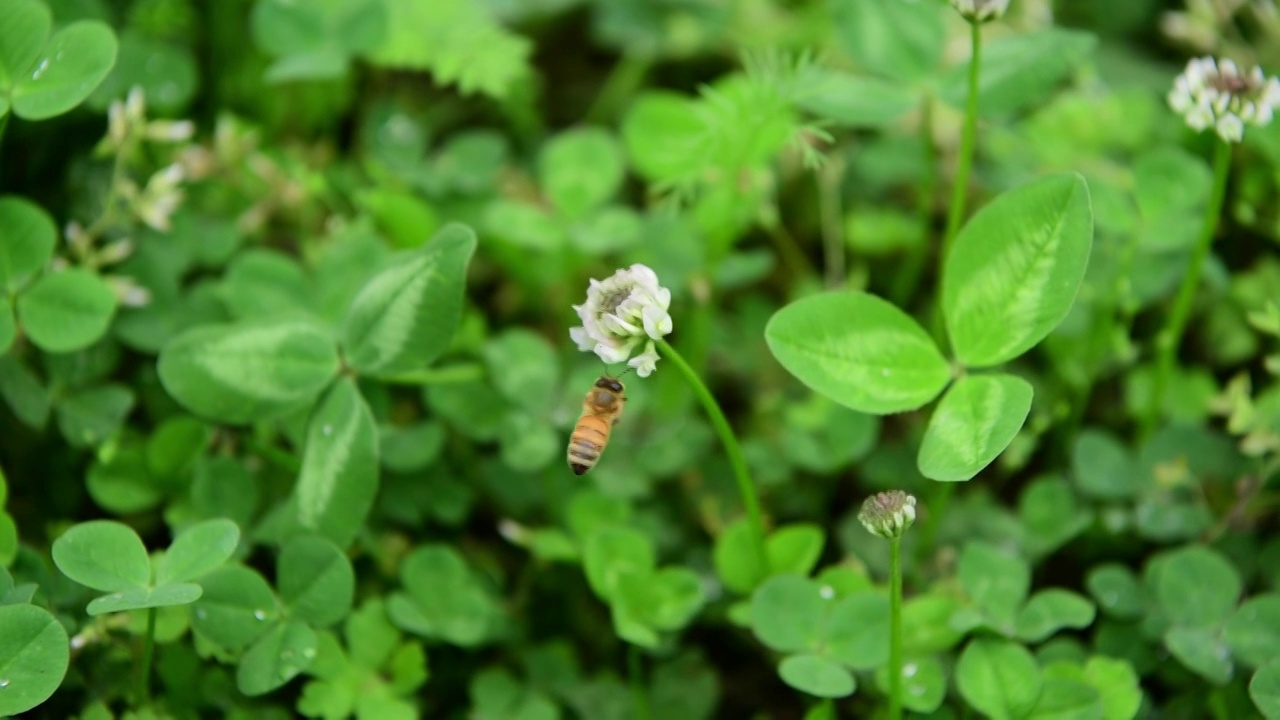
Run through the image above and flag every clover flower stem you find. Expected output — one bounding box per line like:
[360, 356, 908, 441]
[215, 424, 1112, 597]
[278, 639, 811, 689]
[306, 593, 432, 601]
[82, 133, 136, 250]
[1143, 137, 1232, 439]
[628, 644, 650, 720]
[916, 481, 953, 567]
[655, 338, 770, 570]
[889, 536, 905, 720]
[378, 363, 485, 385]
[766, 222, 818, 280]
[586, 52, 653, 124]
[892, 94, 938, 307]
[819, 155, 847, 289]
[942, 20, 984, 260]
[137, 606, 157, 706]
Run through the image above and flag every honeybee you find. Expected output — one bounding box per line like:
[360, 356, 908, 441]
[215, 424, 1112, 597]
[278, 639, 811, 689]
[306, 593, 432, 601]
[567, 375, 627, 476]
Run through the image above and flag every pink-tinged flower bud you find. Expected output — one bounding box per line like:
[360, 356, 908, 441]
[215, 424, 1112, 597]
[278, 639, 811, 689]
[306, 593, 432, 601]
[858, 491, 918, 539]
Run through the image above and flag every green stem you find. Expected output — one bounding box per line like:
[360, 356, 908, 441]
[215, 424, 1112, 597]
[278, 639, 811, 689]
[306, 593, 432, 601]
[83, 134, 136, 245]
[629, 644, 650, 720]
[888, 537, 904, 720]
[137, 606, 157, 706]
[377, 363, 485, 385]
[243, 435, 303, 474]
[766, 222, 819, 280]
[655, 338, 769, 570]
[942, 20, 983, 259]
[916, 481, 953, 567]
[1143, 138, 1232, 439]
[586, 52, 653, 124]
[891, 94, 938, 307]
[819, 156, 847, 289]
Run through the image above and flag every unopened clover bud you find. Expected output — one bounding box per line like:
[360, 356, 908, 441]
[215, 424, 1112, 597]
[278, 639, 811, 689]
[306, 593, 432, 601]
[497, 519, 528, 544]
[858, 491, 917, 539]
[949, 0, 1010, 22]
[144, 119, 196, 143]
[107, 276, 152, 308]
[125, 86, 146, 122]
[106, 100, 129, 147]
[64, 221, 90, 252]
[97, 240, 134, 265]
[1169, 57, 1280, 143]
[135, 164, 186, 231]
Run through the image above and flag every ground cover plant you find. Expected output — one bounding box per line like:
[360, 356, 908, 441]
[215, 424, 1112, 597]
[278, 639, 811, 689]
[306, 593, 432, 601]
[1, 0, 1279, 717]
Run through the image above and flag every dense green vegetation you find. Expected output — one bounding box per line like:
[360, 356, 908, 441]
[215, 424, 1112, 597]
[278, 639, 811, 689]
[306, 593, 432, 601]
[2, 0, 1280, 717]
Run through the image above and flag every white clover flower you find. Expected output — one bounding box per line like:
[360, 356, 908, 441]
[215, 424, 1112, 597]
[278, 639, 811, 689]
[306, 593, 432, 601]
[569, 264, 673, 377]
[949, 0, 1010, 22]
[1168, 57, 1280, 143]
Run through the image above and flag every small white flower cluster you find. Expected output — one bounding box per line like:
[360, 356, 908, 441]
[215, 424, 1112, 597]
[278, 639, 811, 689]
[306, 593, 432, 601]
[949, 0, 1010, 22]
[106, 86, 195, 150]
[132, 164, 187, 232]
[1168, 57, 1280, 143]
[104, 87, 195, 232]
[569, 264, 673, 377]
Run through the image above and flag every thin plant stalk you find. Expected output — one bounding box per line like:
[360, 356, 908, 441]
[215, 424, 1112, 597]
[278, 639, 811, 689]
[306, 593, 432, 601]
[888, 537, 905, 720]
[916, 481, 953, 567]
[655, 338, 769, 570]
[137, 606, 157, 706]
[629, 644, 650, 720]
[942, 20, 984, 259]
[586, 52, 653, 124]
[891, 94, 939, 307]
[819, 155, 847, 289]
[1143, 138, 1232, 438]
[766, 221, 819, 280]
[378, 363, 485, 386]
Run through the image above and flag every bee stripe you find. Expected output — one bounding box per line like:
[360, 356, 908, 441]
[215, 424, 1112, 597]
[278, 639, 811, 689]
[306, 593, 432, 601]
[568, 395, 620, 476]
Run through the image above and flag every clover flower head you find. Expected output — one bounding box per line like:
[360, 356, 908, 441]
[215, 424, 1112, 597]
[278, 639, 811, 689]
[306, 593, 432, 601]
[1168, 57, 1280, 143]
[569, 264, 673, 377]
[858, 491, 918, 540]
[949, 0, 1010, 22]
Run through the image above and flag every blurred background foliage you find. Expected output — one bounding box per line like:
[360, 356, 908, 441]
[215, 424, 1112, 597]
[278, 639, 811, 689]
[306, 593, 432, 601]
[2, 0, 1280, 718]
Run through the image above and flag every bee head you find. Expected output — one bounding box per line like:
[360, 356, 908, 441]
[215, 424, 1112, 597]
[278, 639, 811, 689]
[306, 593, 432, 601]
[595, 376, 624, 393]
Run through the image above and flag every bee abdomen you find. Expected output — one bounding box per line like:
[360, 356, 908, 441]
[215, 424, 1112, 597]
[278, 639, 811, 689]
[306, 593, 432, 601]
[568, 417, 610, 475]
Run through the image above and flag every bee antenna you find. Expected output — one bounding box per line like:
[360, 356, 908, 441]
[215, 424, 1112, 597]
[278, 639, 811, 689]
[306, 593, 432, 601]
[617, 366, 636, 378]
